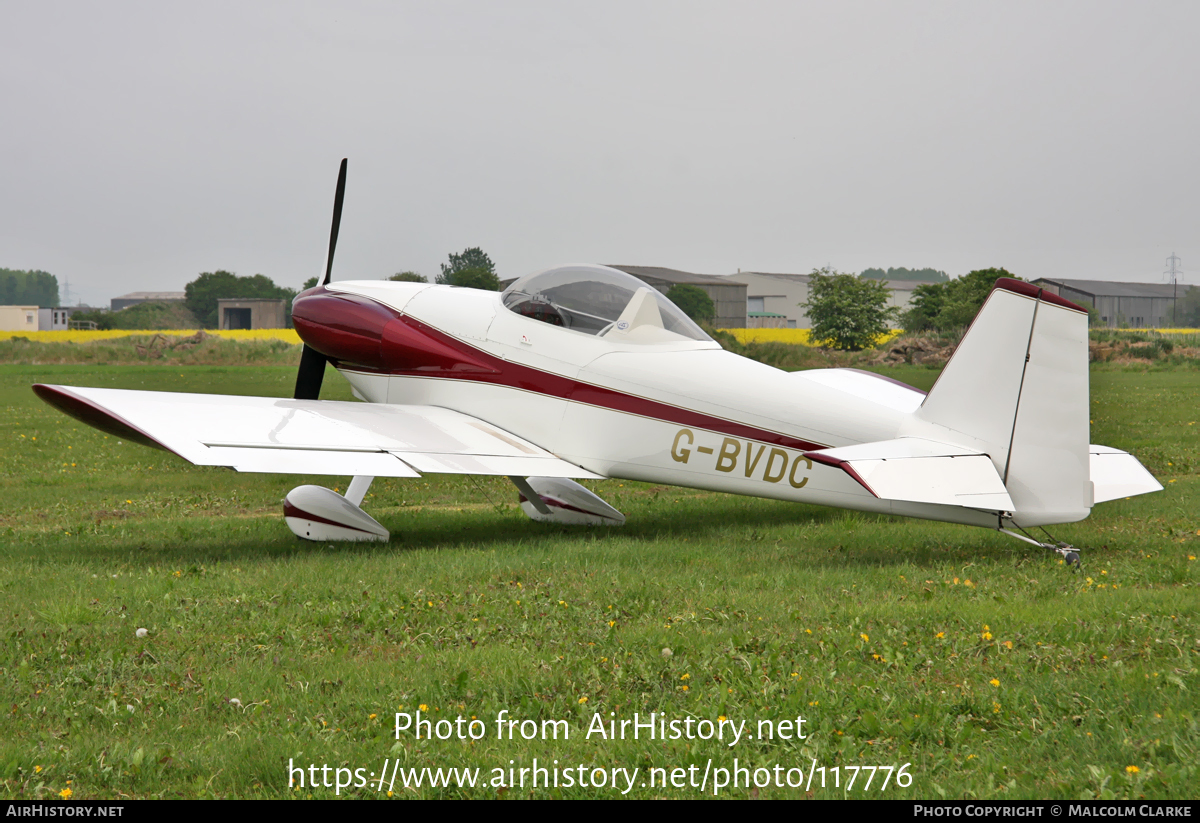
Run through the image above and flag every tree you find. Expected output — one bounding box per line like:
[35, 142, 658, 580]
[389, 271, 427, 283]
[183, 271, 298, 329]
[802, 267, 897, 351]
[666, 284, 715, 323]
[437, 247, 499, 289]
[0, 268, 59, 306]
[441, 267, 500, 290]
[1179, 285, 1200, 328]
[302, 276, 319, 291]
[898, 281, 946, 332]
[899, 268, 1021, 331]
[1075, 298, 1102, 327]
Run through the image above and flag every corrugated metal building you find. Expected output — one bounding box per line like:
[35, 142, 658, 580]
[1034, 278, 1193, 328]
[725, 271, 918, 329]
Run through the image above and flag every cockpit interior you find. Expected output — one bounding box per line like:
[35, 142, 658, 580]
[501, 265, 713, 345]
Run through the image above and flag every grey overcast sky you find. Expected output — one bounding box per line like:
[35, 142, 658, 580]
[2, 1, 1197, 306]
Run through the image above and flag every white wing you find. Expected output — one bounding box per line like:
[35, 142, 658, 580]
[35, 384, 600, 479]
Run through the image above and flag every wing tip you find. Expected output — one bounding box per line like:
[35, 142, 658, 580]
[32, 384, 176, 455]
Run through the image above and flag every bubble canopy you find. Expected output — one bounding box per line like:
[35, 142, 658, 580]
[501, 265, 713, 344]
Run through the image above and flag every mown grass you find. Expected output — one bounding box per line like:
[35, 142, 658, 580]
[0, 364, 1195, 800]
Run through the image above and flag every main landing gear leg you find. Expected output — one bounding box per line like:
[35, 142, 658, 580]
[997, 522, 1081, 569]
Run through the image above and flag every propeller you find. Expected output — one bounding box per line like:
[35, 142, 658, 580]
[294, 158, 348, 400]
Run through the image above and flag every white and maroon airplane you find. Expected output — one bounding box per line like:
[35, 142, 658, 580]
[33, 162, 1160, 563]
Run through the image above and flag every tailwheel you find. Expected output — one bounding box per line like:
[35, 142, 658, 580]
[1053, 544, 1082, 569]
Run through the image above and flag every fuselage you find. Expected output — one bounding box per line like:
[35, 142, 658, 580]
[292, 271, 999, 528]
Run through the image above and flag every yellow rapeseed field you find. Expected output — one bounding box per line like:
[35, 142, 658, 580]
[0, 329, 303, 344]
[719, 328, 906, 346]
[4, 326, 1195, 346]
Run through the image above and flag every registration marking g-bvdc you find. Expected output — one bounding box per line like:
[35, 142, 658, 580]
[671, 428, 811, 488]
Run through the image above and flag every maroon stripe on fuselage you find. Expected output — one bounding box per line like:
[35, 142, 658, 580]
[342, 315, 829, 452]
[804, 450, 877, 497]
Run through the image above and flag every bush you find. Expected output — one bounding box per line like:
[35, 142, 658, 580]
[184, 271, 298, 329]
[666, 285, 715, 323]
[900, 268, 1021, 332]
[802, 268, 897, 351]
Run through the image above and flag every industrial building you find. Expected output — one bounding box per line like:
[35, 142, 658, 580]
[724, 271, 917, 329]
[216, 298, 287, 329]
[1033, 278, 1194, 328]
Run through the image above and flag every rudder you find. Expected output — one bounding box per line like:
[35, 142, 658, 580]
[910, 279, 1091, 526]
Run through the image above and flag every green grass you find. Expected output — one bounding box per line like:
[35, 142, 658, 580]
[0, 364, 1196, 799]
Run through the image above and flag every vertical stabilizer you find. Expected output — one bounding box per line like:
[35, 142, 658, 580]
[912, 279, 1092, 525]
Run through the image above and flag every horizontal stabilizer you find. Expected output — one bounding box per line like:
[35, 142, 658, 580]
[33, 384, 601, 480]
[805, 437, 1015, 511]
[1089, 445, 1163, 504]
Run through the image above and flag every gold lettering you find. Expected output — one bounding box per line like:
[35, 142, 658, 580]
[763, 448, 788, 483]
[788, 455, 812, 488]
[715, 438, 740, 472]
[671, 429, 694, 464]
[744, 442, 765, 478]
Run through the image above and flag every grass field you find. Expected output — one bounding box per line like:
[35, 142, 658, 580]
[0, 363, 1196, 799]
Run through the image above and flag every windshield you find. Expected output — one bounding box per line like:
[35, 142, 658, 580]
[502, 265, 712, 343]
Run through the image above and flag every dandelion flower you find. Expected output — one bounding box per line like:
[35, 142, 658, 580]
[578, 696, 588, 704]
[989, 679, 1000, 687]
[1125, 765, 1139, 775]
[59, 789, 72, 800]
[860, 633, 869, 642]
[419, 704, 428, 711]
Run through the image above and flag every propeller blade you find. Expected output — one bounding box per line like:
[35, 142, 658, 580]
[295, 159, 347, 400]
[294, 344, 328, 400]
[322, 158, 348, 287]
